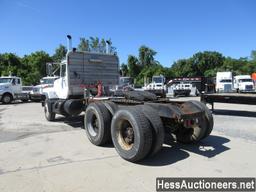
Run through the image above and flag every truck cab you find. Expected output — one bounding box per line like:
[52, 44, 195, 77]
[0, 76, 29, 104]
[42, 46, 119, 119]
[216, 72, 233, 93]
[233, 75, 255, 92]
[143, 75, 166, 97]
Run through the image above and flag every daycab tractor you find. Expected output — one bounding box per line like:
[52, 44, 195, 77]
[42, 35, 214, 162]
[0, 76, 30, 104]
[233, 75, 255, 93]
[216, 72, 233, 93]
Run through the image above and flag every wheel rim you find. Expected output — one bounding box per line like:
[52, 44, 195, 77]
[117, 120, 134, 150]
[88, 113, 99, 137]
[3, 95, 11, 103]
[44, 104, 49, 116]
[177, 119, 202, 142]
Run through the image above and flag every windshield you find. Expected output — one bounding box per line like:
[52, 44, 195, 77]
[0, 78, 12, 83]
[152, 77, 164, 84]
[239, 79, 252, 83]
[220, 79, 232, 83]
[120, 77, 133, 85]
[41, 78, 57, 85]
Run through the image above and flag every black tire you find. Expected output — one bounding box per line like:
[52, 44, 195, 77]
[111, 107, 152, 162]
[44, 100, 55, 121]
[138, 105, 165, 156]
[2, 93, 13, 104]
[103, 101, 118, 116]
[175, 101, 208, 144]
[84, 102, 111, 146]
[189, 100, 213, 139]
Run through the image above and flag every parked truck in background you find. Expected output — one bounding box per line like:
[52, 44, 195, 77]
[30, 76, 59, 101]
[252, 73, 256, 86]
[0, 76, 30, 104]
[42, 35, 213, 162]
[143, 75, 166, 97]
[216, 72, 233, 93]
[233, 75, 255, 93]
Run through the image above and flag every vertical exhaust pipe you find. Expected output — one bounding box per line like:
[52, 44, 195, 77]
[67, 35, 72, 51]
[106, 40, 111, 54]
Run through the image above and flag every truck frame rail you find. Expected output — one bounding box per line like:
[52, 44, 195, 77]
[201, 93, 256, 111]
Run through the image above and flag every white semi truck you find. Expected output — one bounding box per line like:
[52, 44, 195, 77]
[30, 76, 59, 101]
[233, 75, 255, 92]
[216, 72, 233, 93]
[0, 76, 30, 104]
[42, 35, 213, 162]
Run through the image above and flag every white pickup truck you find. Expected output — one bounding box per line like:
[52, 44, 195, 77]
[0, 76, 30, 104]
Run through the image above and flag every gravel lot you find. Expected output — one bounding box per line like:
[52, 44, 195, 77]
[0, 97, 255, 192]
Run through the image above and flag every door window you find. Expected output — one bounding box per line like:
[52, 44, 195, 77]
[60, 64, 66, 77]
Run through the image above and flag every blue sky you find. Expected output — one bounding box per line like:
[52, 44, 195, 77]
[0, 0, 255, 67]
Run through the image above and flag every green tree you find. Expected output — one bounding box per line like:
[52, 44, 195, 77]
[99, 38, 106, 53]
[90, 37, 100, 52]
[52, 44, 67, 62]
[171, 59, 195, 77]
[120, 63, 128, 76]
[170, 51, 225, 77]
[127, 55, 141, 78]
[22, 51, 52, 85]
[191, 51, 224, 76]
[0, 53, 22, 76]
[78, 37, 90, 51]
[138, 45, 157, 66]
[251, 50, 256, 61]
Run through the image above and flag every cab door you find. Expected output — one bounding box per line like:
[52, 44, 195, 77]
[12, 78, 22, 94]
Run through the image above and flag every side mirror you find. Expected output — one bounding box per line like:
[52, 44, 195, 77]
[40, 80, 44, 84]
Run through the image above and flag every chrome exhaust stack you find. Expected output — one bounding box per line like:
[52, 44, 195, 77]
[67, 35, 72, 51]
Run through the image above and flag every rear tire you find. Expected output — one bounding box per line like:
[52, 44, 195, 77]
[138, 105, 165, 156]
[175, 101, 208, 143]
[84, 102, 111, 146]
[44, 100, 55, 121]
[2, 93, 13, 104]
[111, 107, 152, 162]
[189, 100, 213, 139]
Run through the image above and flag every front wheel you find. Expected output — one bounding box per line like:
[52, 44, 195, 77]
[2, 93, 13, 104]
[44, 100, 55, 121]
